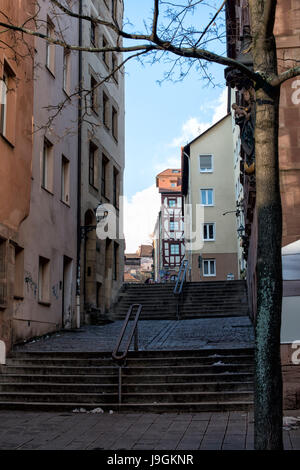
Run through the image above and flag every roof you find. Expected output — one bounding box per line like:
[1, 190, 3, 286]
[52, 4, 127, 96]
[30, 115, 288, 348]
[137, 244, 153, 257]
[156, 168, 182, 193]
[125, 253, 140, 259]
[184, 114, 231, 148]
[124, 273, 140, 283]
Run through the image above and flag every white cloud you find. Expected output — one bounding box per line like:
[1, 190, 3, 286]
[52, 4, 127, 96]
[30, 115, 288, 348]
[211, 88, 228, 124]
[169, 88, 228, 149]
[123, 184, 161, 253]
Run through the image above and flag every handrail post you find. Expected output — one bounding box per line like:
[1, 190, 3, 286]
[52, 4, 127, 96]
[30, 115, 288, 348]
[134, 324, 139, 351]
[118, 366, 122, 409]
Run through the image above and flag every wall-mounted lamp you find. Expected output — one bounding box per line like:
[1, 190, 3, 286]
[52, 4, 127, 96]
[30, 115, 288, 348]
[237, 224, 245, 237]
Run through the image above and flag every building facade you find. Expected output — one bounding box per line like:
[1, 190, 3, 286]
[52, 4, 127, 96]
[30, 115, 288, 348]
[16, 1, 79, 342]
[225, 0, 300, 408]
[0, 1, 35, 351]
[154, 169, 185, 281]
[124, 245, 153, 282]
[79, 0, 125, 323]
[182, 115, 239, 282]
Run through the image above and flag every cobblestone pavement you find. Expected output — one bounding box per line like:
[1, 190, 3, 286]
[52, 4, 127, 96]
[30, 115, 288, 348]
[14, 316, 254, 352]
[0, 410, 299, 450]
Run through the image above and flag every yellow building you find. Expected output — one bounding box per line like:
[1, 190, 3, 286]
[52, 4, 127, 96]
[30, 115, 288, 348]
[181, 113, 239, 281]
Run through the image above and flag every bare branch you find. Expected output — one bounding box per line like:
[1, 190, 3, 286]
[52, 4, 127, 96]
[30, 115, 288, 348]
[194, 0, 226, 47]
[271, 66, 300, 86]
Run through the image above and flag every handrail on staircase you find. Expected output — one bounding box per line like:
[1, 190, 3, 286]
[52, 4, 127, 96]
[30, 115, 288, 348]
[173, 259, 189, 295]
[112, 303, 143, 364]
[112, 303, 142, 407]
[173, 259, 189, 320]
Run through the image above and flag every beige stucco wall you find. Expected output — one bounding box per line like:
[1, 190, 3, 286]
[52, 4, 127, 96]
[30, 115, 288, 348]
[15, 1, 79, 343]
[80, 0, 125, 318]
[187, 114, 238, 281]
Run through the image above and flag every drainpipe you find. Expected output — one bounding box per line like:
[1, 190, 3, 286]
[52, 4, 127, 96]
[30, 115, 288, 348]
[76, 0, 83, 329]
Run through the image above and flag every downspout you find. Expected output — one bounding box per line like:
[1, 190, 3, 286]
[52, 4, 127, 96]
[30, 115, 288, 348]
[76, 0, 83, 328]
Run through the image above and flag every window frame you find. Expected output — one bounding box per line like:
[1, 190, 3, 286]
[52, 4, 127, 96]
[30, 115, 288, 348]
[203, 259, 216, 277]
[203, 223, 215, 241]
[61, 155, 70, 205]
[170, 243, 180, 255]
[42, 138, 54, 193]
[46, 17, 55, 75]
[199, 154, 213, 173]
[200, 188, 214, 206]
[89, 142, 98, 189]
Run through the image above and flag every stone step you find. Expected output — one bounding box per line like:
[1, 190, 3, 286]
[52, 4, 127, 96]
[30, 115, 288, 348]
[6, 354, 253, 367]
[0, 400, 253, 412]
[0, 371, 254, 384]
[0, 390, 253, 404]
[9, 347, 254, 359]
[0, 381, 253, 393]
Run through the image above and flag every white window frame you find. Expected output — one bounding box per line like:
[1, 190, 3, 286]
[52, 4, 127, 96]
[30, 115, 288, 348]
[170, 244, 180, 255]
[203, 223, 215, 241]
[200, 188, 214, 206]
[199, 154, 213, 173]
[170, 221, 179, 232]
[203, 259, 216, 277]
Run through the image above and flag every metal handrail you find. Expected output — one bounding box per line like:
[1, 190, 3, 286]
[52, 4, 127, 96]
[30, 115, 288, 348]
[173, 259, 189, 320]
[112, 303, 143, 364]
[173, 259, 189, 295]
[112, 303, 142, 407]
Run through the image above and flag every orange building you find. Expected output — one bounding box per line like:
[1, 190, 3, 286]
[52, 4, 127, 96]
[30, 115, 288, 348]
[0, 1, 35, 350]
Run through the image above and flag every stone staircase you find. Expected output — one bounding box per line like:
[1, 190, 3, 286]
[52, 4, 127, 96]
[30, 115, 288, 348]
[111, 280, 249, 320]
[0, 348, 254, 412]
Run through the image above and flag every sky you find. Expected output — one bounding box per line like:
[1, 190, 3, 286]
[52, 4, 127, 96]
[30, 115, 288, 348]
[122, 1, 229, 253]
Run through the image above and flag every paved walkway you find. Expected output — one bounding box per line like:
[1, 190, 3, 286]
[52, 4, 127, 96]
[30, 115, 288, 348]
[0, 410, 299, 450]
[14, 316, 255, 352]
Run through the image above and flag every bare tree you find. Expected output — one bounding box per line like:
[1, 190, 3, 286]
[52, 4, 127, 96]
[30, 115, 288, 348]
[1, 0, 300, 450]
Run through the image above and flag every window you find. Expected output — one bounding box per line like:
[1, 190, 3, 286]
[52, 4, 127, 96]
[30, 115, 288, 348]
[113, 242, 119, 280]
[103, 92, 109, 128]
[203, 259, 216, 277]
[171, 182, 176, 187]
[102, 36, 109, 67]
[170, 221, 179, 231]
[170, 244, 180, 255]
[200, 189, 214, 206]
[89, 142, 98, 188]
[168, 199, 176, 208]
[0, 238, 7, 305]
[172, 170, 179, 173]
[112, 106, 118, 140]
[200, 154, 213, 172]
[112, 54, 118, 83]
[61, 156, 70, 204]
[101, 154, 108, 197]
[90, 21, 96, 46]
[0, 61, 16, 142]
[42, 138, 54, 192]
[112, 0, 117, 21]
[14, 246, 24, 298]
[38, 256, 50, 303]
[63, 49, 71, 93]
[203, 223, 215, 241]
[113, 167, 119, 207]
[90, 75, 98, 112]
[46, 18, 55, 74]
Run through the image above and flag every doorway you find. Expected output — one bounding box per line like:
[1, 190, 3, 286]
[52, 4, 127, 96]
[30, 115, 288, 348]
[62, 255, 73, 329]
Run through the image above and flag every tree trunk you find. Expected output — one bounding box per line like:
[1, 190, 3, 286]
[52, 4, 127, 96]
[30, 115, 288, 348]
[250, 0, 283, 450]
